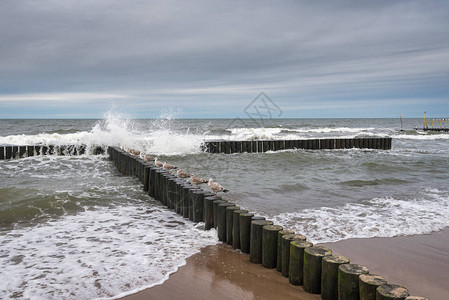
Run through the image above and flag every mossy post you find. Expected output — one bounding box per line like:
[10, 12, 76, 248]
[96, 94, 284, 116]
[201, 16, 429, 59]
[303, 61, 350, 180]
[276, 230, 294, 272]
[217, 202, 235, 242]
[303, 246, 332, 294]
[261, 225, 283, 268]
[359, 274, 387, 300]
[321, 255, 350, 300]
[281, 234, 306, 277]
[213, 200, 227, 229]
[232, 209, 248, 249]
[338, 264, 369, 300]
[226, 206, 240, 245]
[249, 220, 273, 264]
[239, 213, 255, 253]
[251, 216, 266, 221]
[376, 284, 410, 300]
[289, 240, 313, 285]
[405, 297, 428, 300]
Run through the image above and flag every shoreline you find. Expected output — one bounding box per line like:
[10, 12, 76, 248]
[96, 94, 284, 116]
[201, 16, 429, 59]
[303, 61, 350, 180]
[119, 228, 449, 300]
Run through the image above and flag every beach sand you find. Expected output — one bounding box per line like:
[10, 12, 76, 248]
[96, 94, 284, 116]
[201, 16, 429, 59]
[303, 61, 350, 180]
[320, 228, 449, 300]
[121, 228, 449, 300]
[120, 243, 320, 300]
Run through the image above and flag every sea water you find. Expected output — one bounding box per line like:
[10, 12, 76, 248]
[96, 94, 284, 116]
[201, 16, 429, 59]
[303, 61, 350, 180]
[1, 114, 448, 299]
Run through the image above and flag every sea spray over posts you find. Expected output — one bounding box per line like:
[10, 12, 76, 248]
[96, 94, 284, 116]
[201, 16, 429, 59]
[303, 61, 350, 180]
[0, 110, 206, 155]
[271, 187, 449, 243]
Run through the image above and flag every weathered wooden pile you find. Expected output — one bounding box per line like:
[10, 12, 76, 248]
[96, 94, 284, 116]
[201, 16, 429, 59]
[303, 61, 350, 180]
[202, 137, 392, 153]
[107, 146, 425, 300]
[0, 144, 104, 159]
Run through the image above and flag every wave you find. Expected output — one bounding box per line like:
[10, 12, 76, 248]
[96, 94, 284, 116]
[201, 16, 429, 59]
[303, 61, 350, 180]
[338, 178, 409, 187]
[271, 187, 449, 243]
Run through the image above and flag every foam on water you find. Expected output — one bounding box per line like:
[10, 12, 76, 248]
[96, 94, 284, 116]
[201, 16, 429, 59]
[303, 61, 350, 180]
[271, 187, 449, 243]
[0, 203, 218, 299]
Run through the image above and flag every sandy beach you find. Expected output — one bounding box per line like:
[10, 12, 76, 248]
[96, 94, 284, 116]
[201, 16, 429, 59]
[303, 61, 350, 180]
[320, 227, 449, 300]
[120, 243, 320, 300]
[121, 228, 449, 300]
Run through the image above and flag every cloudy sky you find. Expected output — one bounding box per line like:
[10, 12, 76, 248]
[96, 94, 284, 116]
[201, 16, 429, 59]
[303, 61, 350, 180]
[1, 1, 448, 118]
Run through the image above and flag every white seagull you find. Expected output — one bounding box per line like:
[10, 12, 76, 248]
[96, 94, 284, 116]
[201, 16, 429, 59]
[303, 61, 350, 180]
[190, 174, 207, 188]
[154, 157, 163, 168]
[208, 178, 229, 195]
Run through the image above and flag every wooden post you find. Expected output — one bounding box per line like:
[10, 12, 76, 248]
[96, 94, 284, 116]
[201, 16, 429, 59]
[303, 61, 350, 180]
[376, 284, 410, 300]
[204, 196, 218, 230]
[12, 146, 18, 158]
[232, 209, 248, 249]
[338, 264, 369, 300]
[192, 190, 205, 222]
[5, 146, 12, 159]
[281, 234, 306, 277]
[19, 146, 27, 158]
[321, 255, 350, 300]
[226, 206, 240, 245]
[359, 274, 387, 300]
[27, 145, 35, 157]
[261, 225, 283, 268]
[289, 240, 313, 285]
[404, 297, 428, 300]
[0, 146, 4, 160]
[303, 246, 332, 294]
[143, 166, 150, 192]
[235, 212, 253, 253]
[217, 202, 235, 242]
[276, 230, 294, 272]
[249, 220, 273, 264]
[213, 200, 227, 228]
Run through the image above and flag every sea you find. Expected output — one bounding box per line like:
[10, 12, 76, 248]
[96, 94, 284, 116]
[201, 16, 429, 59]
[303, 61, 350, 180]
[1, 114, 449, 299]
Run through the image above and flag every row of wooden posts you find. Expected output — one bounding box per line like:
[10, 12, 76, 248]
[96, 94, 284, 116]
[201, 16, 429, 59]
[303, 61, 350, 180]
[0, 137, 391, 160]
[0, 144, 104, 160]
[202, 137, 392, 153]
[107, 146, 424, 300]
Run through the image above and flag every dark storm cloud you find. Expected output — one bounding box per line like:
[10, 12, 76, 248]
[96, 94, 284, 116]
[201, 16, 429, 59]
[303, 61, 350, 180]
[0, 0, 448, 117]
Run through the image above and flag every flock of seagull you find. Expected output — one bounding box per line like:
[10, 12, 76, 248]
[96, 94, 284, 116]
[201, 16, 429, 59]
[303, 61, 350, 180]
[121, 147, 229, 195]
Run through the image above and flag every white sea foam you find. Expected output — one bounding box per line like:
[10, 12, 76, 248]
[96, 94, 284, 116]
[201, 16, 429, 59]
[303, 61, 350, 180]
[271, 188, 449, 243]
[0, 204, 218, 299]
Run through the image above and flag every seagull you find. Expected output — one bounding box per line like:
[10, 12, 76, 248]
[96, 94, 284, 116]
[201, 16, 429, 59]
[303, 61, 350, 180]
[142, 154, 154, 163]
[190, 174, 207, 188]
[129, 149, 140, 156]
[177, 169, 191, 179]
[163, 162, 177, 171]
[154, 157, 163, 168]
[177, 169, 191, 184]
[208, 178, 229, 195]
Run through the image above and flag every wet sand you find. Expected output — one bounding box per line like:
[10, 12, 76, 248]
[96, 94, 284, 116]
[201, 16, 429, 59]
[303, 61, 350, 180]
[121, 229, 449, 300]
[320, 228, 449, 300]
[120, 243, 320, 300]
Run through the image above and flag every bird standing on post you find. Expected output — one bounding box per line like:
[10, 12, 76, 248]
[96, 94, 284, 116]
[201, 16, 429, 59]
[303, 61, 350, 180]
[163, 162, 177, 173]
[190, 174, 207, 189]
[208, 178, 229, 196]
[177, 169, 191, 184]
[154, 157, 163, 168]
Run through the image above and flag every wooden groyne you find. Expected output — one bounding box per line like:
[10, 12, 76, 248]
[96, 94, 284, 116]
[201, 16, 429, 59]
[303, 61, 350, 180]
[0, 145, 105, 160]
[202, 137, 392, 153]
[107, 146, 424, 300]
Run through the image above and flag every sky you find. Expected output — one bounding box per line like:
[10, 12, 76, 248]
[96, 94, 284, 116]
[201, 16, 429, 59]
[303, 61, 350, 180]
[0, 0, 448, 119]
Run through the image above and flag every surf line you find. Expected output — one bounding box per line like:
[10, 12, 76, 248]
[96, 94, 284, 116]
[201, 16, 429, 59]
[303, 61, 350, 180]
[107, 146, 420, 300]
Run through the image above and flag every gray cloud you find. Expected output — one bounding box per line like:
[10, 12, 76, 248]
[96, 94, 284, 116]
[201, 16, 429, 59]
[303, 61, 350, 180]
[0, 0, 448, 117]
